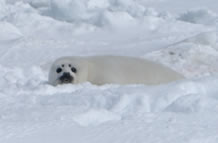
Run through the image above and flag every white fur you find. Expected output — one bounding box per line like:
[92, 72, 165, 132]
[49, 56, 184, 86]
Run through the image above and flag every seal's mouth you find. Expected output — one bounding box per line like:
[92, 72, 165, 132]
[59, 72, 74, 84]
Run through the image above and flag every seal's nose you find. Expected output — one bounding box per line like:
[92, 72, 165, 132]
[63, 72, 70, 77]
[60, 72, 73, 83]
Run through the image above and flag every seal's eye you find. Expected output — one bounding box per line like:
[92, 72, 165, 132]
[71, 67, 77, 73]
[56, 68, 62, 73]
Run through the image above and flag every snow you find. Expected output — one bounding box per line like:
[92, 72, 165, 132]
[0, 0, 218, 143]
[0, 21, 23, 41]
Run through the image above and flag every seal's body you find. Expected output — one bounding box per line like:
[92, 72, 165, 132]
[49, 56, 184, 86]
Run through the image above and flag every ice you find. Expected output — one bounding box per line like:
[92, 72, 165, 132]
[1, 0, 218, 143]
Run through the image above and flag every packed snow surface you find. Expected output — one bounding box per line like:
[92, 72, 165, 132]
[0, 0, 218, 143]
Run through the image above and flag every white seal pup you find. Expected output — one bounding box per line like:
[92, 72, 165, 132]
[48, 56, 184, 86]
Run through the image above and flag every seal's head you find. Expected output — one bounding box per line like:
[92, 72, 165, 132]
[56, 64, 77, 84]
[49, 58, 78, 85]
[48, 57, 89, 86]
